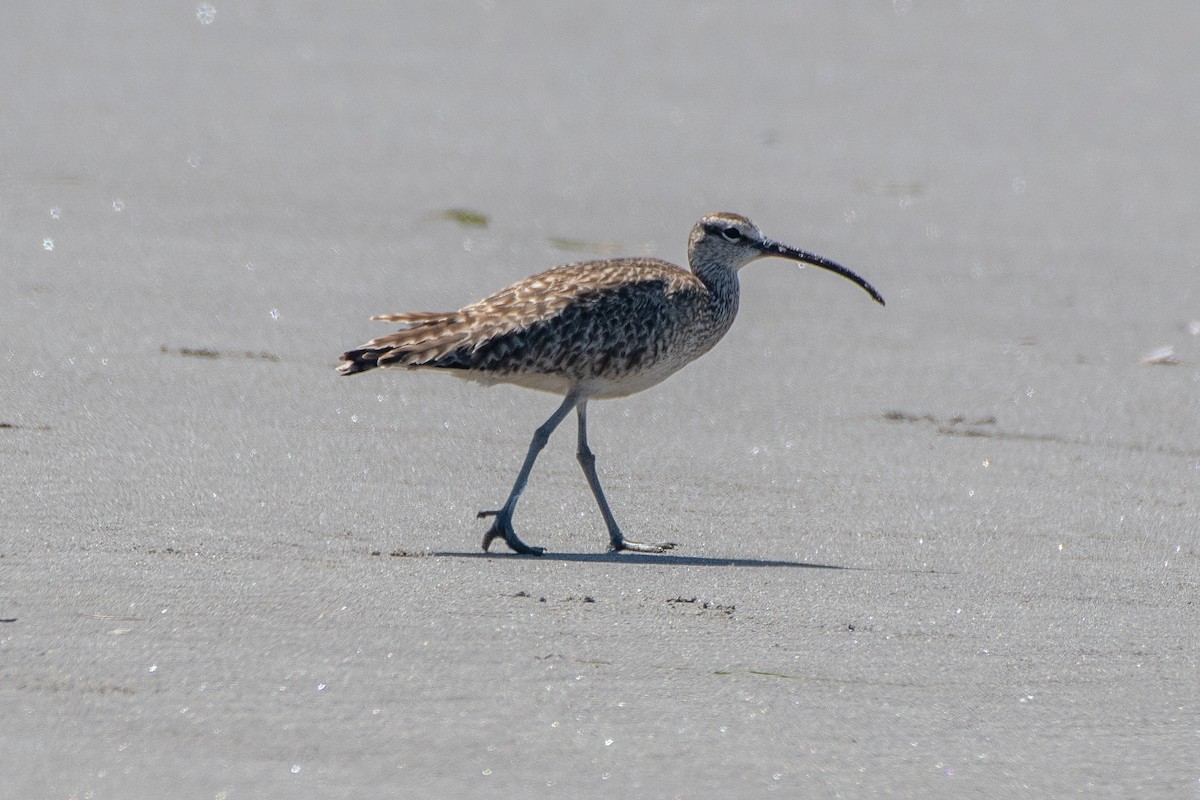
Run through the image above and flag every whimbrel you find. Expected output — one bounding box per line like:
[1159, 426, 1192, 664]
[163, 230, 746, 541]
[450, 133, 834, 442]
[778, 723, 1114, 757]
[339, 212, 884, 555]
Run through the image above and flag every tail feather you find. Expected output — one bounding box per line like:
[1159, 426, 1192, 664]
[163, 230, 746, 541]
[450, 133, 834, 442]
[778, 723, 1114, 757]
[369, 311, 451, 324]
[338, 311, 472, 375]
[376, 330, 471, 367]
[337, 348, 386, 375]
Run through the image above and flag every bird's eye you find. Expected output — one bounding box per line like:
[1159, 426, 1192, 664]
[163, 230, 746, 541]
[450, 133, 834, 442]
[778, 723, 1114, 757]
[721, 227, 742, 242]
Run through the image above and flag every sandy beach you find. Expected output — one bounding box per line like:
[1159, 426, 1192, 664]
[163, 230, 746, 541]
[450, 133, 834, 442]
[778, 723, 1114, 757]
[2, 3, 1197, 797]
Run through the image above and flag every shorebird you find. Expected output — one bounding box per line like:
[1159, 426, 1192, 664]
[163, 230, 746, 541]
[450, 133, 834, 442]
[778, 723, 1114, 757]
[339, 212, 884, 555]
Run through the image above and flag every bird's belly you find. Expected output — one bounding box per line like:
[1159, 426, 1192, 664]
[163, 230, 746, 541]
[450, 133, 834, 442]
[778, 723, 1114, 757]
[452, 368, 576, 396]
[542, 331, 725, 398]
[449, 360, 680, 399]
[584, 368, 677, 399]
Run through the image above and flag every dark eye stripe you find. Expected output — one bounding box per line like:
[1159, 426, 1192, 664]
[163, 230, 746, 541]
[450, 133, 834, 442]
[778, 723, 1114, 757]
[702, 221, 749, 241]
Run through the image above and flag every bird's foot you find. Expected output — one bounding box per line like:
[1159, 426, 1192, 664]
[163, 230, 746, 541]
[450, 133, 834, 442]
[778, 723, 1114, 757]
[610, 537, 677, 554]
[478, 509, 545, 556]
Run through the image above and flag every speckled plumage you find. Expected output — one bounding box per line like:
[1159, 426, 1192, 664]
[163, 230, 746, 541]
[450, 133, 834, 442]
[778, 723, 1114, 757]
[339, 256, 738, 397]
[339, 212, 884, 555]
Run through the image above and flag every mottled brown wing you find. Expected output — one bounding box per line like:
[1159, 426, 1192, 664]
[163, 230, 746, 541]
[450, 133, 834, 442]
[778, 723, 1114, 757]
[338, 258, 697, 376]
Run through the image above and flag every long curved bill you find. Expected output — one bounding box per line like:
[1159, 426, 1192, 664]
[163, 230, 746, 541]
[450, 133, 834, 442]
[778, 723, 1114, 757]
[760, 239, 886, 306]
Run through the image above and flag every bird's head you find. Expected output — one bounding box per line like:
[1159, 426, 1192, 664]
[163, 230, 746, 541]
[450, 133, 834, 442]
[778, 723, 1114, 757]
[689, 212, 885, 306]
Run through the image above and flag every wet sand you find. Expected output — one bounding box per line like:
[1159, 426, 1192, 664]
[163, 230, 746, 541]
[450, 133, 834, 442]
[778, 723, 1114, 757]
[2, 4, 1197, 797]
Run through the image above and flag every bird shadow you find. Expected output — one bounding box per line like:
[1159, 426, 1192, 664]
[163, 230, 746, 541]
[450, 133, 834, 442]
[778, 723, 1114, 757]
[433, 551, 853, 570]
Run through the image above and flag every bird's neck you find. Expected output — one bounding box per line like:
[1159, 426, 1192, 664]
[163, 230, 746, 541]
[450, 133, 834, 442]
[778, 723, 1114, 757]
[693, 262, 741, 323]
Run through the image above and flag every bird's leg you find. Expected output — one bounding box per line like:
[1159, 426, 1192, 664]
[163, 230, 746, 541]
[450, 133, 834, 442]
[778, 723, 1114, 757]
[479, 392, 578, 555]
[574, 400, 677, 554]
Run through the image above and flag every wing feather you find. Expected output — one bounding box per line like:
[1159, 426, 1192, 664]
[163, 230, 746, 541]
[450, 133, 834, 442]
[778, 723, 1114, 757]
[338, 258, 699, 377]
